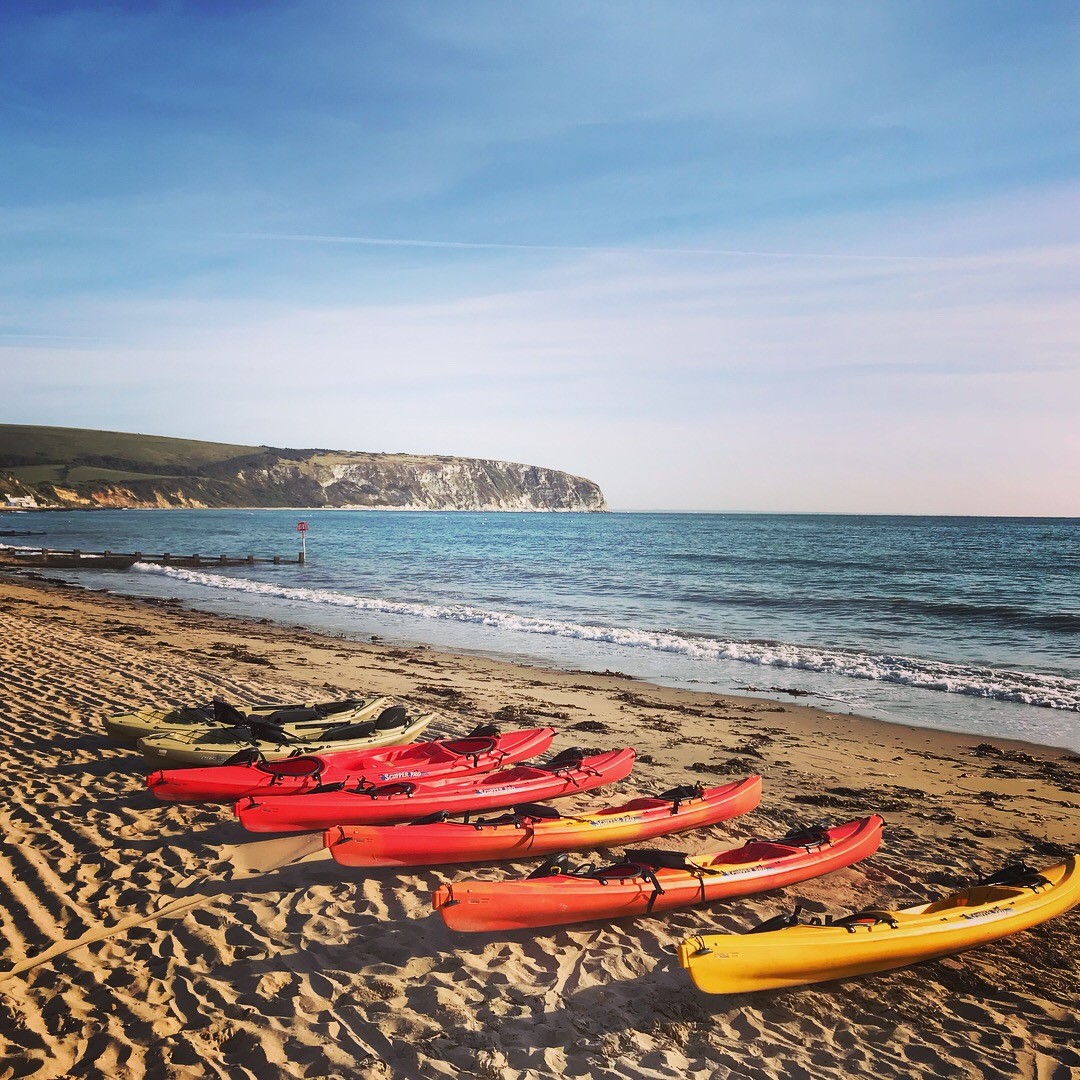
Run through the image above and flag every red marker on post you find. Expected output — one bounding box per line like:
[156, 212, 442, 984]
[296, 520, 309, 563]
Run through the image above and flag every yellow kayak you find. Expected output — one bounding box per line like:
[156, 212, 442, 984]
[678, 857, 1080, 994]
[137, 706, 435, 767]
[105, 695, 389, 745]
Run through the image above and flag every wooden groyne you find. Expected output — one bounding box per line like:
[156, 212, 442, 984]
[0, 548, 305, 570]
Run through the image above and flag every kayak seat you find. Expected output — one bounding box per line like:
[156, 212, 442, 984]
[574, 856, 672, 913]
[263, 707, 320, 724]
[212, 698, 250, 726]
[492, 766, 542, 782]
[977, 862, 1052, 891]
[720, 841, 805, 863]
[316, 699, 364, 716]
[263, 757, 322, 777]
[622, 797, 669, 811]
[360, 781, 416, 798]
[830, 910, 900, 932]
[623, 849, 700, 872]
[465, 723, 500, 738]
[511, 802, 562, 820]
[247, 721, 292, 744]
[322, 721, 377, 741]
[655, 783, 706, 813]
[375, 706, 409, 731]
[475, 803, 563, 828]
[222, 747, 264, 766]
[747, 906, 806, 935]
[770, 824, 831, 849]
[175, 706, 213, 724]
[590, 863, 666, 889]
[442, 736, 497, 757]
[528, 853, 573, 878]
[536, 747, 594, 771]
[924, 886, 1025, 913]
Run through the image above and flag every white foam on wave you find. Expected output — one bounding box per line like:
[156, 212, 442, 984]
[134, 563, 1080, 712]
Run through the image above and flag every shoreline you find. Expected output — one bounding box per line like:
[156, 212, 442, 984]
[0, 569, 1077, 1077]
[61, 561, 1080, 754]
[10, 566, 1079, 759]
[7, 509, 1079, 753]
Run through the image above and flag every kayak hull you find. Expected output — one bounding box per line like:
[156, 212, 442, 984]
[138, 711, 433, 768]
[433, 816, 883, 932]
[677, 854, 1080, 994]
[146, 727, 556, 802]
[327, 776, 762, 868]
[236, 748, 636, 833]
[105, 696, 389, 745]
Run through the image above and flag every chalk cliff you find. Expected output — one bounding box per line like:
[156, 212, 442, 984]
[0, 427, 607, 512]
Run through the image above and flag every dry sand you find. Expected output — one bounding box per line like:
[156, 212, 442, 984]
[0, 572, 1076, 1079]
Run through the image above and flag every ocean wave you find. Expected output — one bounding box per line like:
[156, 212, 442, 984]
[656, 583, 1080, 633]
[133, 563, 1080, 712]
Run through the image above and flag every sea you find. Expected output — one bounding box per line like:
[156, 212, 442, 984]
[6, 509, 1079, 751]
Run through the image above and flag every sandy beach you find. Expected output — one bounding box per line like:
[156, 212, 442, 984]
[0, 571, 1076, 1079]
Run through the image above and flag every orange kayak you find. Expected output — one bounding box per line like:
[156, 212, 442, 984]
[326, 776, 761, 868]
[433, 815, 884, 932]
[236, 747, 636, 833]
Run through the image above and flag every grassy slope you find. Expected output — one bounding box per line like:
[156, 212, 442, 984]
[0, 425, 265, 471]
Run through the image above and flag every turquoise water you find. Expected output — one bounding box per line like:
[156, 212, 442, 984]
[8, 509, 1079, 749]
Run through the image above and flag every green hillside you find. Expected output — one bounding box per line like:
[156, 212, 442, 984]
[0, 425, 266, 472]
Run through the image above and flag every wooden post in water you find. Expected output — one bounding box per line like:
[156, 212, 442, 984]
[296, 520, 308, 564]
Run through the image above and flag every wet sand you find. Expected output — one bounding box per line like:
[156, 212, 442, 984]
[0, 572, 1076, 1079]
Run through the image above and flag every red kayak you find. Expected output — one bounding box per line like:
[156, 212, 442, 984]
[325, 776, 762, 868]
[145, 726, 555, 803]
[433, 815, 884, 932]
[235, 747, 636, 833]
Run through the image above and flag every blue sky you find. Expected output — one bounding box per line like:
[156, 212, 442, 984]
[2, 1, 1078, 512]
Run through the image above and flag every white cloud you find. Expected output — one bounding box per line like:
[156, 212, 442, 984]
[5, 182, 1078, 514]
